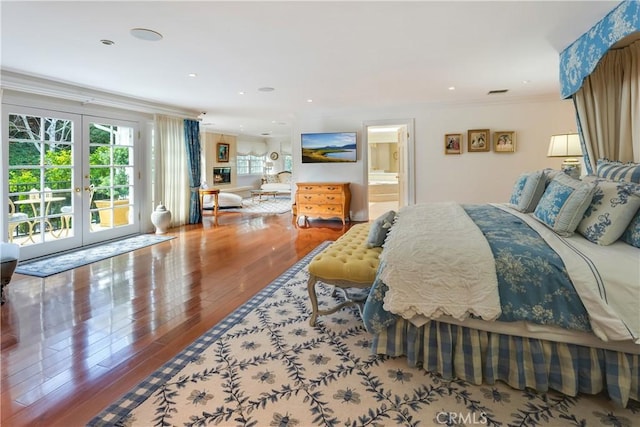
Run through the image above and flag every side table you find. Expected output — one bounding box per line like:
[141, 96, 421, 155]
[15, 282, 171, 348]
[199, 188, 220, 224]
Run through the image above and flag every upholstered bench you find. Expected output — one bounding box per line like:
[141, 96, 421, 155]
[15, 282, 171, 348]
[307, 223, 382, 326]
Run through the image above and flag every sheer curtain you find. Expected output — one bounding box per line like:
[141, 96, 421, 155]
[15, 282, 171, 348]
[574, 40, 640, 173]
[155, 115, 190, 226]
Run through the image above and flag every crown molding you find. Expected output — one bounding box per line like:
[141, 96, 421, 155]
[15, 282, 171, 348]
[1, 69, 200, 118]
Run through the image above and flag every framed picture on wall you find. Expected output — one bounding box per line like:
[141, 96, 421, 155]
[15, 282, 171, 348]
[494, 131, 516, 153]
[444, 133, 462, 155]
[217, 143, 230, 162]
[467, 129, 490, 152]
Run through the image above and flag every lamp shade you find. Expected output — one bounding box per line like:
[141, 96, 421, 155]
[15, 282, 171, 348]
[547, 133, 582, 157]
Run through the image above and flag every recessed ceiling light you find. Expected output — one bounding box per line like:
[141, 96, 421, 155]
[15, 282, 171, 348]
[522, 80, 531, 84]
[448, 86, 456, 91]
[130, 28, 163, 41]
[100, 39, 115, 46]
[258, 87, 275, 92]
[307, 99, 313, 103]
[238, 91, 245, 95]
[188, 73, 197, 78]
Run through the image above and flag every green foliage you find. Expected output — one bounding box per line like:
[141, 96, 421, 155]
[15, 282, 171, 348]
[89, 146, 130, 200]
[8, 117, 131, 201]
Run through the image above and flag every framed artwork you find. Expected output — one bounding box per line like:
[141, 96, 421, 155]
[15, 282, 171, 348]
[444, 133, 462, 155]
[467, 129, 490, 152]
[494, 131, 516, 153]
[217, 143, 230, 162]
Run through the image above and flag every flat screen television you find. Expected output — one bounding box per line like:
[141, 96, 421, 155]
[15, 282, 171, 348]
[301, 132, 357, 163]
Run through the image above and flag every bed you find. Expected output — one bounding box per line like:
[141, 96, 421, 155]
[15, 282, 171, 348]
[361, 165, 640, 408]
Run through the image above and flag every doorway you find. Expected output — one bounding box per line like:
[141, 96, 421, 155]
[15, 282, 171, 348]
[4, 106, 140, 260]
[364, 120, 414, 220]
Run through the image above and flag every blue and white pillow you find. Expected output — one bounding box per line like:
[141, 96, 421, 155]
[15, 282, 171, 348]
[518, 170, 547, 212]
[366, 210, 396, 248]
[621, 210, 640, 248]
[596, 159, 640, 183]
[509, 170, 547, 212]
[577, 179, 640, 245]
[533, 173, 596, 237]
[509, 173, 528, 206]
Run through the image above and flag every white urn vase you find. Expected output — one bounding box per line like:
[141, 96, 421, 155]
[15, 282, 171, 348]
[151, 203, 171, 234]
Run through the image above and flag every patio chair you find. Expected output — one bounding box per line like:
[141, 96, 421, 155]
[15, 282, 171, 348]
[8, 199, 30, 243]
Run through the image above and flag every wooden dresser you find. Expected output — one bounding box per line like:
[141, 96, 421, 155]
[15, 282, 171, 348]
[295, 182, 351, 225]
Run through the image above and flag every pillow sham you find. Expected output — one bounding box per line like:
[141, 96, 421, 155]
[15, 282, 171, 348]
[596, 159, 640, 183]
[264, 174, 279, 184]
[543, 168, 561, 186]
[366, 210, 396, 248]
[533, 173, 596, 237]
[577, 179, 640, 245]
[621, 210, 640, 248]
[508, 173, 528, 206]
[515, 170, 547, 212]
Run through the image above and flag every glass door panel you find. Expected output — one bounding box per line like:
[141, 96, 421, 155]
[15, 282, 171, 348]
[83, 118, 138, 245]
[6, 108, 83, 259]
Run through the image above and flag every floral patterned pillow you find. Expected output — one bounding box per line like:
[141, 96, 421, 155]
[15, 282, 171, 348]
[508, 173, 528, 206]
[533, 174, 596, 237]
[264, 174, 279, 184]
[515, 170, 547, 213]
[577, 179, 640, 245]
[621, 210, 640, 248]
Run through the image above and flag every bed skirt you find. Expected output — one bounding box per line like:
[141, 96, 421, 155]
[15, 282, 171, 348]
[371, 319, 639, 408]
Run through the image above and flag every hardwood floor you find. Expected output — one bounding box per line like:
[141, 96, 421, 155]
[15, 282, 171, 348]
[1, 212, 354, 426]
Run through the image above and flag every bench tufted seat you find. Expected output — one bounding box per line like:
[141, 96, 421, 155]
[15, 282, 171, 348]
[307, 223, 382, 326]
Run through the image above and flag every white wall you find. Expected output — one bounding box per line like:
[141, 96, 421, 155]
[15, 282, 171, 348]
[294, 96, 576, 221]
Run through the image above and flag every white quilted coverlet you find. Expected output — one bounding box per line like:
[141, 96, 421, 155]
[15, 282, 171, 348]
[381, 202, 501, 324]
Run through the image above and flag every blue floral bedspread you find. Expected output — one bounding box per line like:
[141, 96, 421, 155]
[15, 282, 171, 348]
[363, 204, 592, 334]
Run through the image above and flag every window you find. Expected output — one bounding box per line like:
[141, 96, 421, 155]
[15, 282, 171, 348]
[236, 154, 266, 175]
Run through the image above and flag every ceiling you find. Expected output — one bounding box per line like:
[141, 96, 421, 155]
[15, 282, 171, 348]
[0, 1, 620, 140]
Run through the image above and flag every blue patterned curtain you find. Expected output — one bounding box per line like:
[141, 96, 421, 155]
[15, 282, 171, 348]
[184, 119, 202, 224]
[559, 0, 639, 99]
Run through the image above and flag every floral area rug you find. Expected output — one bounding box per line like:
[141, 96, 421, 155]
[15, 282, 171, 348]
[14, 234, 175, 277]
[88, 242, 638, 426]
[220, 196, 292, 215]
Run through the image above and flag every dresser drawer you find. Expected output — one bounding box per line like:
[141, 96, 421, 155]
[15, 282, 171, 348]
[297, 184, 345, 194]
[297, 193, 344, 204]
[298, 203, 344, 216]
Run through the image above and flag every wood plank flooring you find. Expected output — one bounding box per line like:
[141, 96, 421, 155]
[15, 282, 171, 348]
[1, 212, 353, 426]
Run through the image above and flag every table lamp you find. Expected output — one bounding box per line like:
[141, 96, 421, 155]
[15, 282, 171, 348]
[547, 133, 582, 178]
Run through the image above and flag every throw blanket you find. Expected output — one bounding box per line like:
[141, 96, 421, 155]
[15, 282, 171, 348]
[363, 203, 593, 337]
[380, 202, 501, 323]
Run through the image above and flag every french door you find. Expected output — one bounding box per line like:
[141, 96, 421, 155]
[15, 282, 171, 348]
[4, 106, 140, 260]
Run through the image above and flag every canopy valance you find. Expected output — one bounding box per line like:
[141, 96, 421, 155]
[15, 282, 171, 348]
[559, 0, 639, 99]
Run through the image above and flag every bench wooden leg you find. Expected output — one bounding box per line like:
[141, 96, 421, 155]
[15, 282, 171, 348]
[308, 275, 320, 326]
[308, 274, 364, 326]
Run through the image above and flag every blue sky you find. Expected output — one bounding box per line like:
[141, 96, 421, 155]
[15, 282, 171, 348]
[301, 132, 356, 148]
